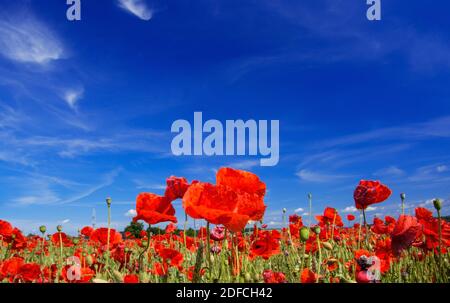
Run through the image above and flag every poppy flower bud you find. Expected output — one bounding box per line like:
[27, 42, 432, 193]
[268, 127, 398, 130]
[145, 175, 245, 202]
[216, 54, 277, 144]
[322, 242, 333, 251]
[300, 227, 310, 242]
[433, 198, 442, 211]
[73, 238, 79, 245]
[39, 225, 47, 234]
[307, 193, 312, 200]
[86, 255, 94, 266]
[106, 197, 112, 206]
[400, 193, 406, 201]
[57, 225, 63, 232]
[313, 226, 321, 235]
[112, 270, 124, 283]
[282, 208, 287, 214]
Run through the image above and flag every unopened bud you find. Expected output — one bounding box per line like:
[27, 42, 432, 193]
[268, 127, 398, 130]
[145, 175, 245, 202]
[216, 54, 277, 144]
[322, 242, 333, 251]
[56, 225, 63, 232]
[433, 198, 442, 212]
[313, 226, 321, 235]
[39, 225, 47, 234]
[400, 193, 406, 201]
[106, 197, 112, 206]
[300, 227, 310, 242]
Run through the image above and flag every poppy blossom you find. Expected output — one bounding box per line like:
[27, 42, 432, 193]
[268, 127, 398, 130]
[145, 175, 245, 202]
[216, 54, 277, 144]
[316, 207, 343, 227]
[51, 232, 73, 247]
[353, 180, 391, 210]
[391, 215, 422, 256]
[0, 220, 13, 238]
[210, 225, 225, 241]
[133, 193, 177, 225]
[263, 270, 287, 283]
[249, 230, 281, 260]
[347, 214, 355, 221]
[182, 168, 266, 232]
[90, 228, 122, 247]
[0, 257, 24, 281]
[80, 226, 94, 238]
[17, 263, 41, 282]
[124, 274, 139, 283]
[165, 223, 177, 234]
[300, 268, 317, 283]
[164, 176, 190, 201]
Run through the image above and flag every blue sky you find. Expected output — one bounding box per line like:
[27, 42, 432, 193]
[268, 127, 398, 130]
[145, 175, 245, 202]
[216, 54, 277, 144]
[1, 0, 450, 235]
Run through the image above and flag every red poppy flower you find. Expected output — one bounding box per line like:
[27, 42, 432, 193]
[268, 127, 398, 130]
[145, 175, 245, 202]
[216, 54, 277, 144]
[210, 225, 225, 241]
[415, 207, 450, 251]
[347, 214, 355, 221]
[90, 228, 122, 247]
[17, 263, 41, 282]
[183, 168, 266, 232]
[300, 268, 317, 283]
[158, 248, 184, 270]
[133, 193, 177, 225]
[315, 207, 343, 227]
[165, 223, 177, 234]
[124, 274, 139, 283]
[353, 180, 391, 210]
[289, 214, 302, 225]
[186, 266, 206, 281]
[0, 220, 13, 238]
[51, 232, 73, 247]
[164, 176, 190, 201]
[0, 257, 24, 281]
[249, 230, 281, 260]
[391, 215, 422, 256]
[263, 269, 287, 283]
[80, 226, 94, 238]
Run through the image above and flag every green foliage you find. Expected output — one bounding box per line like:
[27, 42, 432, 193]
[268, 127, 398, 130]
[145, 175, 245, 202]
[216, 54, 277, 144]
[124, 221, 144, 238]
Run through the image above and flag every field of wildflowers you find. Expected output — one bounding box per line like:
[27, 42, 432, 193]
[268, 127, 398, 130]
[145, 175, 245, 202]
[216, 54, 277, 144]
[0, 167, 449, 283]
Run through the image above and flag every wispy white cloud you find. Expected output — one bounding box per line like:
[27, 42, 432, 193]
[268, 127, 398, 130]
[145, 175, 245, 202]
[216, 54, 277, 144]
[117, 0, 153, 21]
[296, 169, 349, 183]
[125, 209, 137, 217]
[63, 87, 84, 110]
[374, 166, 405, 177]
[294, 207, 304, 213]
[0, 14, 64, 64]
[342, 206, 377, 213]
[226, 159, 260, 170]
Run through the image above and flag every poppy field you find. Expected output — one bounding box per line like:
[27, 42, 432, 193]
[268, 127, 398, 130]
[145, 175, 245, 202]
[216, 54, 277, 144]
[0, 167, 449, 283]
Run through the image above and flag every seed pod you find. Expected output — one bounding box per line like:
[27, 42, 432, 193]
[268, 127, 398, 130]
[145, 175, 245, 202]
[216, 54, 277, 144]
[86, 255, 94, 266]
[433, 198, 442, 211]
[244, 273, 252, 282]
[322, 242, 333, 250]
[112, 270, 124, 283]
[300, 227, 310, 242]
[313, 226, 321, 235]
[39, 225, 47, 234]
[106, 197, 112, 206]
[56, 225, 63, 232]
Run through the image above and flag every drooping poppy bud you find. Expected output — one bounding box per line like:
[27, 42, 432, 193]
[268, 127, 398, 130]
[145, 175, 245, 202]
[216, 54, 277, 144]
[433, 198, 442, 211]
[313, 226, 321, 235]
[300, 227, 310, 242]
